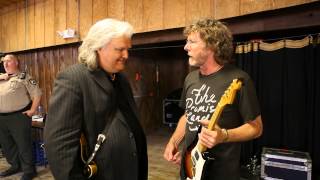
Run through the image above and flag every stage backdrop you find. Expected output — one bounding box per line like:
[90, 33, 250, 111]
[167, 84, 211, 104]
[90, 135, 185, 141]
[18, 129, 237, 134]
[235, 35, 320, 179]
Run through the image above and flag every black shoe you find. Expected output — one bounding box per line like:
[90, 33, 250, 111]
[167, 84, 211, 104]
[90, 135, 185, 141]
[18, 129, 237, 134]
[0, 166, 21, 177]
[20, 171, 37, 180]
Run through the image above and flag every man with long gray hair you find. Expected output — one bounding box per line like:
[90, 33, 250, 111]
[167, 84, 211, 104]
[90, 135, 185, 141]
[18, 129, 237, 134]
[44, 18, 148, 180]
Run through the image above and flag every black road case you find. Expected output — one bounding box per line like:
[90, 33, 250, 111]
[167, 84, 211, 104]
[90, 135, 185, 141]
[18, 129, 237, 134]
[163, 99, 184, 127]
[261, 147, 312, 180]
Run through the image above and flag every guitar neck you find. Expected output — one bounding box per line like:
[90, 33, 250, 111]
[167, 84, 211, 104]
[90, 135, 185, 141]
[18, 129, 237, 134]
[195, 79, 242, 153]
[197, 103, 224, 152]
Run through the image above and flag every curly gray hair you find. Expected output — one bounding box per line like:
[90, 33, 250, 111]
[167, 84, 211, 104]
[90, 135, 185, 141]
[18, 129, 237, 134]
[184, 18, 233, 65]
[78, 18, 134, 70]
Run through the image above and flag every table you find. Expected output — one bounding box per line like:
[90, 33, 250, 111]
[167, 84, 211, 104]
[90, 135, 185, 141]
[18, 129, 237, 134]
[31, 121, 47, 166]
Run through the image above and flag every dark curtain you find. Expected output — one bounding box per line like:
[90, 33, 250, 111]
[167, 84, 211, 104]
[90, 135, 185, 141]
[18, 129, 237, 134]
[235, 36, 320, 179]
[0, 62, 4, 73]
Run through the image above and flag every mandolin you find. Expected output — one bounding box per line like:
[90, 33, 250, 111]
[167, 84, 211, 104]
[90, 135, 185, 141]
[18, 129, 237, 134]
[185, 79, 242, 180]
[80, 134, 98, 178]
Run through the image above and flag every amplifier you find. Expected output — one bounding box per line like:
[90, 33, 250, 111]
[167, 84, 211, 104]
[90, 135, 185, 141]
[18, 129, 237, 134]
[163, 99, 184, 127]
[261, 147, 312, 180]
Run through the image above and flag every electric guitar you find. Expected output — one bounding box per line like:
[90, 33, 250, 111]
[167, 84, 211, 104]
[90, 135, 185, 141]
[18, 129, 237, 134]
[80, 134, 98, 178]
[185, 79, 242, 180]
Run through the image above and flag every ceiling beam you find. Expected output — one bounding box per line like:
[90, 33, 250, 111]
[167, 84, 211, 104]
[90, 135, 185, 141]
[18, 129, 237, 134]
[132, 2, 320, 46]
[0, 0, 23, 8]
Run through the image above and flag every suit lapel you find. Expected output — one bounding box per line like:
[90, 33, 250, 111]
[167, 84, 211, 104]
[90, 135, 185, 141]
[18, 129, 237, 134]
[117, 74, 139, 119]
[89, 68, 113, 95]
[89, 70, 139, 120]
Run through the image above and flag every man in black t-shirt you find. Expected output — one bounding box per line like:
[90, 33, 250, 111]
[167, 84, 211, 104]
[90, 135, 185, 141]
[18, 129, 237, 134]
[163, 18, 263, 180]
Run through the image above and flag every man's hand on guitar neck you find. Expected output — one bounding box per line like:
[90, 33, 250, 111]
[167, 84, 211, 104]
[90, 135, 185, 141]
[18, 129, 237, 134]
[198, 120, 228, 149]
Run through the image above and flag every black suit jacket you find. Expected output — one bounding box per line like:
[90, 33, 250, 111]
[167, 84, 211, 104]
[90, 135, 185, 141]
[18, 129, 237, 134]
[44, 64, 148, 180]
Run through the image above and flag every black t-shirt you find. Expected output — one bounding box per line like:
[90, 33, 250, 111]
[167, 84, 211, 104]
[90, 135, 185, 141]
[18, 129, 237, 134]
[180, 64, 260, 180]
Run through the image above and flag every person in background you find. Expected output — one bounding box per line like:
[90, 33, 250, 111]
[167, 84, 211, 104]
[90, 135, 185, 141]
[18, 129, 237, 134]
[163, 18, 263, 180]
[0, 54, 41, 180]
[0, 53, 5, 73]
[44, 18, 148, 180]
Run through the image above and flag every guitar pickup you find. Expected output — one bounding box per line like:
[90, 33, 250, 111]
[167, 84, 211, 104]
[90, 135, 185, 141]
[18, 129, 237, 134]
[191, 151, 199, 166]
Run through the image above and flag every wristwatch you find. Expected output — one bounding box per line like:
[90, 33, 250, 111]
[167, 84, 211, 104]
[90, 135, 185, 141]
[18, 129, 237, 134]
[221, 128, 229, 142]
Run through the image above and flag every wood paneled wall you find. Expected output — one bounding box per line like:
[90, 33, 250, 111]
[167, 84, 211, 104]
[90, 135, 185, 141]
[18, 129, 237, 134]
[12, 43, 188, 132]
[127, 46, 188, 131]
[15, 43, 79, 114]
[0, 0, 314, 52]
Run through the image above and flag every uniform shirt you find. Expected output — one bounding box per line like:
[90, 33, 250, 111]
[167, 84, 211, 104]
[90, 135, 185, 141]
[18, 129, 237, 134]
[0, 72, 42, 113]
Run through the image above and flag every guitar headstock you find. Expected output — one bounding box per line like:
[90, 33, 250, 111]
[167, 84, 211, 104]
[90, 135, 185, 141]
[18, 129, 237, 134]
[218, 79, 242, 107]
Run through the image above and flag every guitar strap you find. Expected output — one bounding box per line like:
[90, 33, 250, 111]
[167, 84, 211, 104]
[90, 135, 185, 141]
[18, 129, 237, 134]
[85, 110, 117, 166]
[85, 77, 118, 166]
